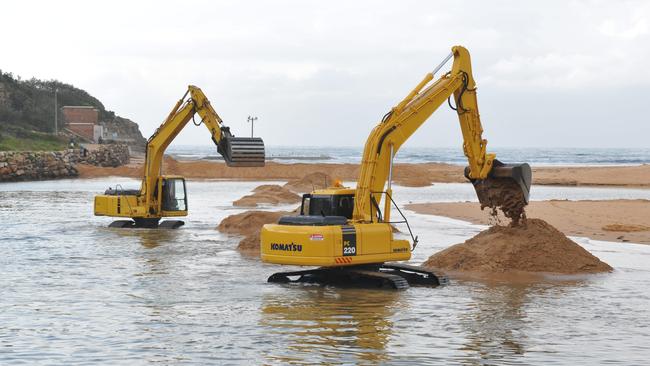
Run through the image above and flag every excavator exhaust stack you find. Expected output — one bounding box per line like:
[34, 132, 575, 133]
[218, 136, 266, 167]
[465, 160, 532, 221]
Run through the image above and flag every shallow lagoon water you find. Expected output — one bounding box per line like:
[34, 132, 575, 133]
[1, 179, 650, 365]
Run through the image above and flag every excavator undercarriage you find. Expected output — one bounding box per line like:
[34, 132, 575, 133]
[268, 263, 448, 290]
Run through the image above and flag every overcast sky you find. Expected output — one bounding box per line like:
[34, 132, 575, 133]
[2, 0, 649, 149]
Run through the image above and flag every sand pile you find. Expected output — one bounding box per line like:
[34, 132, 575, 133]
[283, 172, 332, 193]
[233, 185, 300, 207]
[217, 210, 291, 252]
[423, 218, 612, 274]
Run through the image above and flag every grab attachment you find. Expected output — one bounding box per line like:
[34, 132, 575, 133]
[216, 127, 265, 167]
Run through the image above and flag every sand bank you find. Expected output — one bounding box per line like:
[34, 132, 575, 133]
[407, 199, 650, 244]
[77, 157, 650, 188]
[233, 185, 300, 207]
[77, 158, 462, 188]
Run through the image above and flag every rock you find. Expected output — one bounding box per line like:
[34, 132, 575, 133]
[0, 143, 129, 182]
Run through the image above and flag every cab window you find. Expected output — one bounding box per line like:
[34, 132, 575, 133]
[307, 194, 354, 219]
[162, 178, 187, 211]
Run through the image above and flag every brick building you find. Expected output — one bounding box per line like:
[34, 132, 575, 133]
[61, 106, 103, 142]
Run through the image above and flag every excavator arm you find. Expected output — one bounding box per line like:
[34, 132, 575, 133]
[141, 85, 264, 209]
[353, 46, 531, 223]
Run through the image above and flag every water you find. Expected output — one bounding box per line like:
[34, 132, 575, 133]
[2, 179, 650, 364]
[167, 145, 650, 166]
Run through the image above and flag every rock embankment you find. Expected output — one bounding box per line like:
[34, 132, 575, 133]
[0, 144, 129, 182]
[81, 144, 130, 167]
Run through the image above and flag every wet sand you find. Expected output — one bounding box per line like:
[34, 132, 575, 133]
[406, 200, 650, 244]
[76, 157, 650, 188]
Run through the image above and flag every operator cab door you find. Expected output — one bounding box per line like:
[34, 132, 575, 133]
[160, 177, 188, 216]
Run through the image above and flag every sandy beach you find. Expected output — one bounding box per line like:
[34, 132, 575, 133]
[77, 156, 650, 188]
[406, 200, 650, 244]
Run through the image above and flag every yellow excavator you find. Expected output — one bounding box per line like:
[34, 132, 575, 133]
[94, 86, 265, 228]
[260, 46, 531, 289]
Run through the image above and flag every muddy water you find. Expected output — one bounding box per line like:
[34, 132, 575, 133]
[1, 179, 650, 365]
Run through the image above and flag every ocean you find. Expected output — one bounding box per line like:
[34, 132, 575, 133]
[167, 145, 650, 166]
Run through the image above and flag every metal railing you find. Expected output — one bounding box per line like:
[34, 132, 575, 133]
[369, 191, 419, 250]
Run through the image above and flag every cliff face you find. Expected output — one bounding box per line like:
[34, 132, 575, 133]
[100, 116, 147, 152]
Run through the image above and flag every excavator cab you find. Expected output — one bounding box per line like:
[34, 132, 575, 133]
[300, 191, 355, 218]
[275, 189, 355, 227]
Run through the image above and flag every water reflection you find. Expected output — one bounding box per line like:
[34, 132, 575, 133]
[107, 227, 182, 249]
[260, 287, 401, 365]
[457, 279, 586, 364]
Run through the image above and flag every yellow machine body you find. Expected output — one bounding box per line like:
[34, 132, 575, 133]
[262, 189, 411, 266]
[261, 224, 410, 266]
[94, 175, 188, 219]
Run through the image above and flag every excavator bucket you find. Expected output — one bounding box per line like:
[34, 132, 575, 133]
[218, 136, 265, 167]
[464, 160, 532, 223]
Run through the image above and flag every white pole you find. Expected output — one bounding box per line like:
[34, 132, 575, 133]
[387, 144, 394, 191]
[248, 116, 258, 137]
[54, 88, 58, 134]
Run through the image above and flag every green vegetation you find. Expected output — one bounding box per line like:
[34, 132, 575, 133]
[0, 70, 116, 133]
[0, 70, 126, 152]
[0, 69, 145, 152]
[0, 134, 68, 151]
[0, 125, 68, 151]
